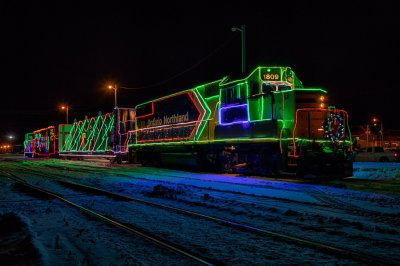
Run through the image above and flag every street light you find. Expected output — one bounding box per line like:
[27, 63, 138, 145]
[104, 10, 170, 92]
[107, 84, 140, 108]
[61, 105, 69, 124]
[108, 84, 118, 108]
[232, 25, 246, 73]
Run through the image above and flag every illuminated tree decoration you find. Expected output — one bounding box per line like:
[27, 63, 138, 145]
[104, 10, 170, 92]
[323, 113, 344, 142]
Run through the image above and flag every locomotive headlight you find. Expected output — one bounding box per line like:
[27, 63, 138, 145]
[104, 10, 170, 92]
[320, 95, 325, 108]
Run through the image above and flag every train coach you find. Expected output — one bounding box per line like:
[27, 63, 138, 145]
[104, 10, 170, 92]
[24, 126, 63, 157]
[24, 108, 135, 162]
[129, 66, 354, 177]
[58, 108, 135, 163]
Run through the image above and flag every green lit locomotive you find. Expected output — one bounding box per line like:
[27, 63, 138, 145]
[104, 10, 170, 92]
[130, 66, 353, 177]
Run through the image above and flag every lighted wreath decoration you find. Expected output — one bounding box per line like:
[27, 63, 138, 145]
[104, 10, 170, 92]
[323, 113, 344, 142]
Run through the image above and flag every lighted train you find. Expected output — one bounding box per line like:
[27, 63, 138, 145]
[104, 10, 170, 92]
[24, 126, 62, 157]
[24, 108, 135, 163]
[24, 66, 354, 177]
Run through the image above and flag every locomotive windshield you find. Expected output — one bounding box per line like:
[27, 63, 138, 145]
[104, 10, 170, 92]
[278, 85, 291, 91]
[261, 83, 276, 93]
[221, 85, 245, 106]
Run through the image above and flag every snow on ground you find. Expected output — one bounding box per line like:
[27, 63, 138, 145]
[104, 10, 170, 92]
[353, 162, 400, 180]
[1, 154, 400, 265]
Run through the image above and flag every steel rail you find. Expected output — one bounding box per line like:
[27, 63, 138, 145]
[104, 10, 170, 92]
[0, 169, 216, 266]
[4, 166, 398, 265]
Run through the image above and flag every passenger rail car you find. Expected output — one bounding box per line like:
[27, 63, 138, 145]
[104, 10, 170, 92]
[24, 108, 135, 162]
[58, 107, 135, 163]
[23, 133, 35, 157]
[23, 126, 61, 157]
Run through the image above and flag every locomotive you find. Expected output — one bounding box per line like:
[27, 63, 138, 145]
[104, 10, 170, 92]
[131, 66, 353, 177]
[24, 66, 354, 177]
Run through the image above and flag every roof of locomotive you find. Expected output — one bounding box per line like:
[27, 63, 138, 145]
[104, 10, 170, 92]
[135, 66, 303, 109]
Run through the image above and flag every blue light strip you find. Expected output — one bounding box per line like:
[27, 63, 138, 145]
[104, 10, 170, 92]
[219, 103, 249, 126]
[220, 103, 248, 110]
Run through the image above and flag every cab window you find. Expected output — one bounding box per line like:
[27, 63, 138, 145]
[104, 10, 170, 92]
[262, 83, 276, 94]
[221, 85, 245, 106]
[249, 82, 259, 96]
[278, 85, 291, 91]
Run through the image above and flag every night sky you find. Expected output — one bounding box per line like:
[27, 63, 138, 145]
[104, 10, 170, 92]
[2, 3, 399, 144]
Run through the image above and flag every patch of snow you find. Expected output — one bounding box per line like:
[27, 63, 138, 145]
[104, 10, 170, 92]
[353, 162, 400, 180]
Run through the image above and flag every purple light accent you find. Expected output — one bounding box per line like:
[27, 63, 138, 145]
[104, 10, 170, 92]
[219, 103, 249, 125]
[220, 120, 250, 126]
[220, 103, 248, 110]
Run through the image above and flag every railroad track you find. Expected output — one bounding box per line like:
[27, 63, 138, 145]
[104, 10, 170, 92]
[304, 186, 400, 227]
[31, 162, 400, 226]
[14, 162, 400, 237]
[1, 167, 398, 265]
[10, 163, 386, 226]
[14, 162, 400, 234]
[0, 169, 217, 266]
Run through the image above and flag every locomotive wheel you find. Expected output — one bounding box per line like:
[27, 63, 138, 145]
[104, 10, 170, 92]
[127, 149, 135, 164]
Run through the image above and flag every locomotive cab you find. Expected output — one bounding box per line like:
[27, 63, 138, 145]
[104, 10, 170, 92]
[214, 67, 353, 177]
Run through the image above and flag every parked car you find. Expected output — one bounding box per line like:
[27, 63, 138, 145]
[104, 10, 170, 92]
[355, 147, 398, 162]
[388, 149, 400, 162]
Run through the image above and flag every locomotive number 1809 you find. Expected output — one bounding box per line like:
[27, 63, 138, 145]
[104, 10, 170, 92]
[263, 74, 279, 80]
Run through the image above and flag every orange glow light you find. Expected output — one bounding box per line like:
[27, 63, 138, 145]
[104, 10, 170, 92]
[320, 96, 325, 101]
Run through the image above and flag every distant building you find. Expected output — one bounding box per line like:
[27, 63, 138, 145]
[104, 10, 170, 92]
[351, 126, 400, 150]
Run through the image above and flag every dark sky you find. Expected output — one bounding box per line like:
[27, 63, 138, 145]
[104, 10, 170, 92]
[2, 3, 399, 143]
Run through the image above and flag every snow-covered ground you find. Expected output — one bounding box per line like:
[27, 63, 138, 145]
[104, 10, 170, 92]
[1, 154, 399, 265]
[353, 162, 400, 180]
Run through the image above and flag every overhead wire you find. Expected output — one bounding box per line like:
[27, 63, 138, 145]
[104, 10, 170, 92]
[121, 35, 237, 90]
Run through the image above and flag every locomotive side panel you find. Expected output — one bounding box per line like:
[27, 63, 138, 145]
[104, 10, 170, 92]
[135, 90, 210, 143]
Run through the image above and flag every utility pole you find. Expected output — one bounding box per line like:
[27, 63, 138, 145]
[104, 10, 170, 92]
[66, 106, 69, 124]
[241, 25, 246, 74]
[380, 121, 384, 147]
[108, 84, 118, 108]
[61, 106, 69, 124]
[232, 25, 246, 73]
